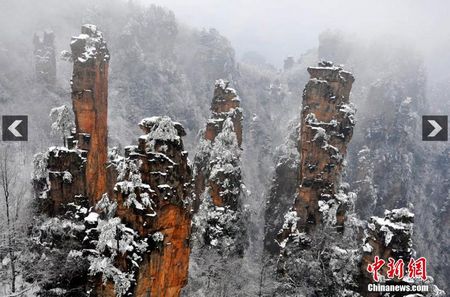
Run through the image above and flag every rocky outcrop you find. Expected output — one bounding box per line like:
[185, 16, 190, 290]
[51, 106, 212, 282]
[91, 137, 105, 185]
[34, 25, 110, 215]
[70, 24, 110, 205]
[360, 208, 445, 296]
[264, 63, 359, 296]
[184, 80, 247, 296]
[33, 147, 87, 216]
[33, 30, 56, 85]
[193, 79, 243, 211]
[360, 208, 414, 296]
[33, 24, 110, 216]
[263, 121, 300, 254]
[91, 116, 193, 297]
[32, 25, 194, 297]
[285, 61, 355, 234]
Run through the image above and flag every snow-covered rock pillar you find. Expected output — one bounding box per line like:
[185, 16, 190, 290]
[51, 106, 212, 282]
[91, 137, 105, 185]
[286, 62, 355, 234]
[185, 80, 248, 296]
[193, 79, 243, 211]
[93, 117, 193, 297]
[361, 208, 414, 296]
[70, 24, 110, 205]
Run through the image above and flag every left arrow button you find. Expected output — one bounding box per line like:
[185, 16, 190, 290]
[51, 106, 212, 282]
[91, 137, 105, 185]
[8, 120, 22, 137]
[2, 115, 28, 141]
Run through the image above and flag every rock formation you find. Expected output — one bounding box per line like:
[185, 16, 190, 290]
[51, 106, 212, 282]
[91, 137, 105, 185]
[360, 208, 445, 296]
[193, 79, 243, 211]
[70, 24, 110, 205]
[280, 61, 356, 237]
[33, 30, 56, 85]
[90, 116, 193, 297]
[263, 121, 300, 253]
[32, 25, 193, 297]
[360, 208, 414, 296]
[184, 80, 248, 296]
[263, 63, 360, 296]
[34, 24, 109, 216]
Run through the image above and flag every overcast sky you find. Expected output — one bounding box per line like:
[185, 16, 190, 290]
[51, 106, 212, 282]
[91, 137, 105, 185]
[144, 0, 450, 67]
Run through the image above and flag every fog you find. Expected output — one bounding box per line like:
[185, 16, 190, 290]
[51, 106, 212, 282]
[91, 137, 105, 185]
[147, 0, 450, 70]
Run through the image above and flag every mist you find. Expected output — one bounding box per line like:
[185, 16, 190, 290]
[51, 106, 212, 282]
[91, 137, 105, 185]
[147, 0, 450, 70]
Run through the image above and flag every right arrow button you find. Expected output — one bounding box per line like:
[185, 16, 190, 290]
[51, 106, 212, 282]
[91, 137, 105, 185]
[422, 115, 448, 141]
[427, 120, 443, 137]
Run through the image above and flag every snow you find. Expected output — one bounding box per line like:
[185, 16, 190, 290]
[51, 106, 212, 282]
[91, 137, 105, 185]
[282, 210, 300, 233]
[140, 192, 157, 216]
[339, 103, 356, 124]
[68, 250, 83, 258]
[85, 212, 99, 224]
[2, 256, 10, 266]
[124, 192, 144, 210]
[380, 225, 394, 246]
[62, 171, 73, 183]
[139, 116, 181, 151]
[385, 208, 414, 221]
[70, 24, 108, 63]
[96, 217, 134, 255]
[311, 126, 329, 142]
[88, 256, 134, 297]
[208, 118, 241, 187]
[151, 232, 164, 242]
[32, 152, 48, 180]
[215, 79, 237, 95]
[363, 243, 373, 253]
[95, 193, 118, 219]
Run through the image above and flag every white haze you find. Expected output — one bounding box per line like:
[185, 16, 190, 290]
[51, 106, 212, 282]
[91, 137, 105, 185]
[146, 0, 450, 74]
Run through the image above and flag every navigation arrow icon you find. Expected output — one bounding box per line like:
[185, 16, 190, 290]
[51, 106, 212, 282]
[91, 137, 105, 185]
[7, 120, 23, 137]
[427, 120, 442, 137]
[2, 115, 28, 141]
[422, 115, 447, 141]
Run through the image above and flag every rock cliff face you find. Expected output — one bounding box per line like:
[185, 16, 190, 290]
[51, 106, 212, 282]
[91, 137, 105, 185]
[193, 79, 243, 211]
[34, 146, 88, 216]
[360, 208, 414, 296]
[263, 121, 300, 253]
[33, 30, 56, 85]
[184, 80, 248, 296]
[281, 62, 356, 236]
[70, 24, 110, 205]
[32, 25, 193, 297]
[360, 208, 445, 296]
[262, 63, 360, 296]
[91, 116, 193, 297]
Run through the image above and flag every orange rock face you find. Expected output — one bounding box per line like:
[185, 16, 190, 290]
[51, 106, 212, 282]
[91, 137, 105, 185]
[70, 24, 110, 205]
[293, 62, 355, 232]
[94, 117, 193, 297]
[35, 25, 193, 297]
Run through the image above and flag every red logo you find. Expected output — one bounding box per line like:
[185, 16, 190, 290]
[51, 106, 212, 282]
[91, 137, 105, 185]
[367, 257, 427, 282]
[367, 256, 385, 282]
[408, 257, 427, 281]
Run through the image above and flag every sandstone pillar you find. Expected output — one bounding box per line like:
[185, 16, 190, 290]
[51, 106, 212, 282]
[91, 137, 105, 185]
[70, 24, 110, 204]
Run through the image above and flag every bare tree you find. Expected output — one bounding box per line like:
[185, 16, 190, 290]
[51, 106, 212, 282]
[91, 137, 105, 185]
[0, 147, 26, 294]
